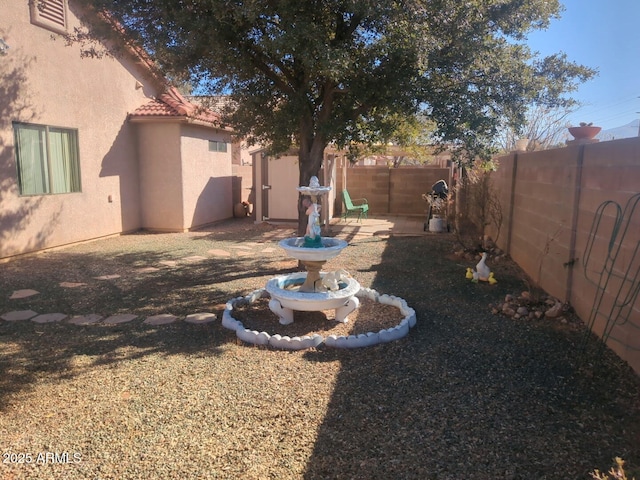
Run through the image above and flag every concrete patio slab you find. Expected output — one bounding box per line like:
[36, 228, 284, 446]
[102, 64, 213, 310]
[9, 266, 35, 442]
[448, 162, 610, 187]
[328, 215, 438, 239]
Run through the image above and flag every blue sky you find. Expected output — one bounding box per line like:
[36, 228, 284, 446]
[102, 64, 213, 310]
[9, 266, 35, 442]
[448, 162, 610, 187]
[526, 0, 640, 130]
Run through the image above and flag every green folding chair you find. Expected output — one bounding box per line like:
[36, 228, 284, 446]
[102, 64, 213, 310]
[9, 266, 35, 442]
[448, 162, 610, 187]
[342, 189, 369, 222]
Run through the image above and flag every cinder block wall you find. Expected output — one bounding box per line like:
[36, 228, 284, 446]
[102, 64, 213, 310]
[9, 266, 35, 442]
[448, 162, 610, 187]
[337, 166, 451, 215]
[572, 139, 640, 372]
[344, 167, 391, 214]
[489, 137, 640, 374]
[511, 146, 578, 302]
[389, 168, 451, 214]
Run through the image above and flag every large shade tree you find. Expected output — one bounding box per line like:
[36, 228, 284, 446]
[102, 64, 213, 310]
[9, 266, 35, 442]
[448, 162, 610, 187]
[70, 0, 595, 230]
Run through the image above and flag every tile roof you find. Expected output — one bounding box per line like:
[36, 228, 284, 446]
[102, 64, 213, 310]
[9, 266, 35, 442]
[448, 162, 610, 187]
[185, 95, 232, 115]
[130, 87, 224, 128]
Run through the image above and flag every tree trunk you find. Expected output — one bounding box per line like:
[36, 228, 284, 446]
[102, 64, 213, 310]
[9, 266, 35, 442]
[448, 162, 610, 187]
[297, 120, 326, 236]
[454, 166, 466, 237]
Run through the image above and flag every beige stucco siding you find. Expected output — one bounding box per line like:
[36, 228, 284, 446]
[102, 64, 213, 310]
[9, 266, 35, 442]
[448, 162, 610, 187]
[180, 125, 233, 229]
[137, 123, 184, 230]
[135, 122, 234, 232]
[1, 1, 159, 257]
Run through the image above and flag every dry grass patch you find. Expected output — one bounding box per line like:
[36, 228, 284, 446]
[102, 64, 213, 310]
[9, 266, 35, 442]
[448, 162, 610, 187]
[231, 296, 404, 339]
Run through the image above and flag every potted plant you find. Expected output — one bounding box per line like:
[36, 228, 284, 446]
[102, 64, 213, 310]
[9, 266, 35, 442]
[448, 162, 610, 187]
[568, 122, 601, 140]
[514, 138, 530, 152]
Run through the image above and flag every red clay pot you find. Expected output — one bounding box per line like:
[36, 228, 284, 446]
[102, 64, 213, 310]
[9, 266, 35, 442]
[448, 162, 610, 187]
[568, 126, 601, 140]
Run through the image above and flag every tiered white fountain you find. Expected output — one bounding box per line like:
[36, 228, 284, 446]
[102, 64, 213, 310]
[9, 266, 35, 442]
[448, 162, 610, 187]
[222, 176, 417, 350]
[265, 176, 360, 325]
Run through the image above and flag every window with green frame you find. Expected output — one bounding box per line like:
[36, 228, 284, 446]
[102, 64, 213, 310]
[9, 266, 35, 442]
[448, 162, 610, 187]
[208, 140, 228, 153]
[13, 122, 81, 195]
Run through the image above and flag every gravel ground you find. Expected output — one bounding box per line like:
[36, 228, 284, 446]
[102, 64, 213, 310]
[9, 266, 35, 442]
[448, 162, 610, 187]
[1, 218, 639, 480]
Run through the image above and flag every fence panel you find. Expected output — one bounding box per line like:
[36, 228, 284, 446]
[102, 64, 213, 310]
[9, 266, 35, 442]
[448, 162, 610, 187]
[490, 137, 640, 374]
[338, 165, 450, 216]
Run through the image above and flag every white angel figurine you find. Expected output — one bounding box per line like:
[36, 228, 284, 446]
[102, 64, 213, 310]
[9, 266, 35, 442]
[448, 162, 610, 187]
[303, 198, 321, 239]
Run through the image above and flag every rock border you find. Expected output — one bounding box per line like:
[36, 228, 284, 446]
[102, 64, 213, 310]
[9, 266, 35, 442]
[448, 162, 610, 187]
[0, 310, 217, 326]
[222, 287, 417, 350]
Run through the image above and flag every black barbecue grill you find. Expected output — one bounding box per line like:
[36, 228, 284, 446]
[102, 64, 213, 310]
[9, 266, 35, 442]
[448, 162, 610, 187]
[422, 180, 449, 232]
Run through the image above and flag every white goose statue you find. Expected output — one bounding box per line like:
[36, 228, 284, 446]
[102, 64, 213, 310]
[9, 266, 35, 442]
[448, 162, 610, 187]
[475, 253, 490, 280]
[469, 252, 496, 284]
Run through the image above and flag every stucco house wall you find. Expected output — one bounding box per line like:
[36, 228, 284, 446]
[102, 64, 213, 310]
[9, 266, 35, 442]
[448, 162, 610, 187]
[1, 0, 161, 258]
[1, 1, 234, 257]
[133, 120, 233, 232]
[180, 124, 233, 230]
[137, 123, 184, 230]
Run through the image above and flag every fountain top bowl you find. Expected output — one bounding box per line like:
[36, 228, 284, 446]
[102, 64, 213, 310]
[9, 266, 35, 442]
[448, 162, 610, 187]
[297, 185, 331, 196]
[279, 237, 347, 262]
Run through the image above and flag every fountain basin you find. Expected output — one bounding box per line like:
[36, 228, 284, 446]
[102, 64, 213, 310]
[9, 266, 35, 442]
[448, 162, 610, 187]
[278, 237, 348, 262]
[266, 272, 360, 311]
[266, 272, 360, 324]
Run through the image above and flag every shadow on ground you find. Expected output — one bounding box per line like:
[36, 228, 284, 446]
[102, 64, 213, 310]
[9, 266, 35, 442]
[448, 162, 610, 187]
[0, 222, 297, 407]
[302, 236, 640, 479]
[0, 320, 228, 410]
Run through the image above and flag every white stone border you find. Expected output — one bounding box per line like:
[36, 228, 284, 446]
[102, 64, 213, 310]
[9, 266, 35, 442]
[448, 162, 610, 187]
[222, 287, 417, 350]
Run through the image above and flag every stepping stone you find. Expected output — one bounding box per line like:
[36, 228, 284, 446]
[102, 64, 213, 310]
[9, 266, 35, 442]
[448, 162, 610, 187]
[261, 247, 276, 253]
[144, 314, 179, 325]
[94, 275, 121, 280]
[236, 251, 253, 257]
[230, 245, 253, 250]
[136, 267, 160, 273]
[182, 256, 207, 262]
[32, 313, 67, 324]
[68, 314, 103, 325]
[184, 312, 217, 324]
[208, 249, 231, 257]
[159, 260, 178, 267]
[10, 289, 40, 299]
[1, 310, 38, 321]
[60, 282, 86, 288]
[103, 314, 137, 325]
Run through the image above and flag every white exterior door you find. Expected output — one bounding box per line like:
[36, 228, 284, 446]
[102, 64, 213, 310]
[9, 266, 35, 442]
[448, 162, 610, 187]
[263, 156, 299, 221]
